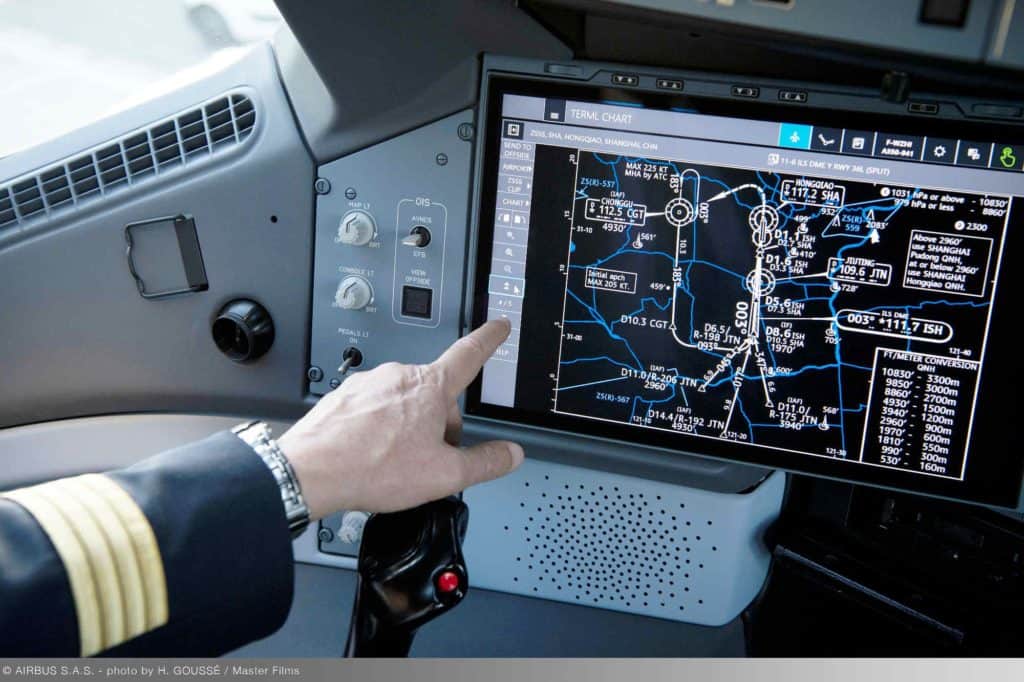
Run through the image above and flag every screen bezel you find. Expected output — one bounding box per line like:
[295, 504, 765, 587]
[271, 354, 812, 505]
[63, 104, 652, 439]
[466, 72, 1023, 509]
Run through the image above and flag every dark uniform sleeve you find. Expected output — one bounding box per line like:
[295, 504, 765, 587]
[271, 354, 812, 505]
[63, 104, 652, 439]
[0, 430, 294, 657]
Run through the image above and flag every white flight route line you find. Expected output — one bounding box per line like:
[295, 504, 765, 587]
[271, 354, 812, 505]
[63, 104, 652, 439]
[657, 170, 895, 436]
[660, 170, 786, 436]
[552, 148, 584, 412]
[668, 168, 702, 350]
[556, 376, 629, 392]
[663, 175, 912, 437]
[679, 179, 781, 435]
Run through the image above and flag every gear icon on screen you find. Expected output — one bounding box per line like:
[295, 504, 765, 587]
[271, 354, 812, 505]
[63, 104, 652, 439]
[933, 145, 948, 158]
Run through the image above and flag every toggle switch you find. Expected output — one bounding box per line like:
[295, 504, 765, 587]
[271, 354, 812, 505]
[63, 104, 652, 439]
[401, 225, 431, 248]
[338, 347, 363, 375]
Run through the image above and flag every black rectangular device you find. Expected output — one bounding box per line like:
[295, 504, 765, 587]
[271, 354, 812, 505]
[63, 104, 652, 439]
[466, 59, 1024, 509]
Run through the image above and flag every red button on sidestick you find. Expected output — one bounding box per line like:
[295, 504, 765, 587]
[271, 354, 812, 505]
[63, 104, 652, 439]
[436, 570, 460, 594]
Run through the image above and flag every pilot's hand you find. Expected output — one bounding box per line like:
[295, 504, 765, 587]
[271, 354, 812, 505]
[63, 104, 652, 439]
[279, 319, 524, 519]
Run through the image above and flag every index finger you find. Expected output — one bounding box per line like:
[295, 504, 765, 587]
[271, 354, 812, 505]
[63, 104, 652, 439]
[431, 318, 511, 397]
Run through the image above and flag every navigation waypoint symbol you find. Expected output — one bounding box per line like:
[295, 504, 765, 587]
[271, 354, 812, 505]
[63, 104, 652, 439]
[665, 198, 696, 227]
[830, 281, 841, 292]
[819, 417, 830, 431]
[748, 205, 779, 231]
[752, 226, 774, 248]
[954, 220, 965, 231]
[880, 187, 891, 197]
[747, 205, 779, 247]
[745, 269, 776, 296]
[869, 228, 880, 244]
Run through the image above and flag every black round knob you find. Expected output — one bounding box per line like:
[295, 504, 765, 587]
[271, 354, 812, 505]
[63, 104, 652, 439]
[212, 299, 275, 363]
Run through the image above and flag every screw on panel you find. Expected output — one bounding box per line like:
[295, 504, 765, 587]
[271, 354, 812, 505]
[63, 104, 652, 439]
[314, 177, 332, 194]
[345, 187, 357, 200]
[435, 153, 448, 166]
[457, 122, 475, 141]
[329, 378, 341, 389]
[307, 366, 323, 382]
[317, 527, 334, 543]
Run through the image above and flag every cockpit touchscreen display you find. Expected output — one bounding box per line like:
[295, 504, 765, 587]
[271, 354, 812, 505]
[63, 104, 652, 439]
[468, 76, 1023, 507]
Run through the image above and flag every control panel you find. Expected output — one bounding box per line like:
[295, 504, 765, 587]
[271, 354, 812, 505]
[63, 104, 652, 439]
[308, 112, 475, 393]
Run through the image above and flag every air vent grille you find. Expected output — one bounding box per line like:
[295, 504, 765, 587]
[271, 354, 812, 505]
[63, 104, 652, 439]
[0, 91, 257, 235]
[11, 178, 44, 221]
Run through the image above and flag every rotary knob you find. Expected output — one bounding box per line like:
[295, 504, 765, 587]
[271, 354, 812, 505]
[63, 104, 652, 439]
[335, 275, 373, 310]
[337, 210, 376, 246]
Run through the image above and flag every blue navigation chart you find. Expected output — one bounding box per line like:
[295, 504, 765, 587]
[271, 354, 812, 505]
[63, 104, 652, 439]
[551, 151, 1008, 479]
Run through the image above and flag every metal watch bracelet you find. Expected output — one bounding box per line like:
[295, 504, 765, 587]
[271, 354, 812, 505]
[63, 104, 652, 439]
[232, 420, 311, 539]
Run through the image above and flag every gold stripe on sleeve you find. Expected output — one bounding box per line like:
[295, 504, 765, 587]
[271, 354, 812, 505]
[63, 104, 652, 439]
[1, 487, 103, 656]
[33, 481, 125, 651]
[1, 473, 170, 656]
[80, 475, 169, 631]
[56, 477, 148, 640]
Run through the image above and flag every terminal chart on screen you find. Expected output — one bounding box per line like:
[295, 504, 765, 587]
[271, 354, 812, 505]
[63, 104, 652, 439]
[547, 149, 1008, 480]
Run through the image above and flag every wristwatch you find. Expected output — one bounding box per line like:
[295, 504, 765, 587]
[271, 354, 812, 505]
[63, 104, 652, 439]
[232, 420, 311, 539]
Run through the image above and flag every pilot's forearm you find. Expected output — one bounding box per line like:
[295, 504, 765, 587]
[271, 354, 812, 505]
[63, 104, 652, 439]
[0, 431, 294, 657]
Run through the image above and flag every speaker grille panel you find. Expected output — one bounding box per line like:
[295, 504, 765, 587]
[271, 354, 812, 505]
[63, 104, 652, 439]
[509, 476, 716, 613]
[0, 91, 257, 237]
[464, 458, 785, 626]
